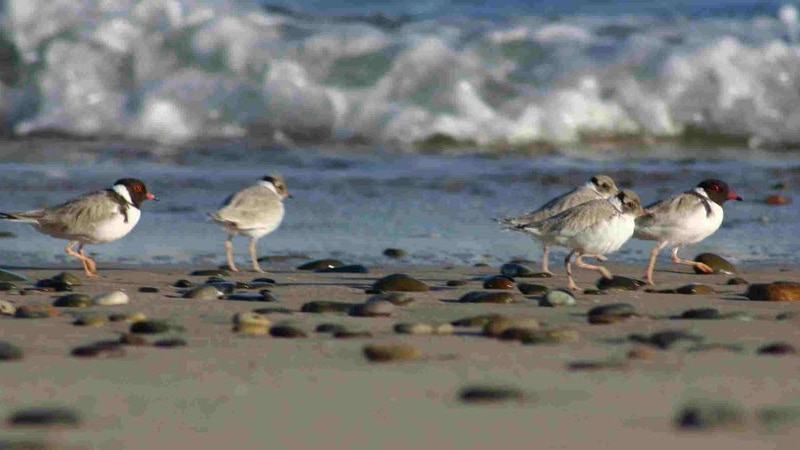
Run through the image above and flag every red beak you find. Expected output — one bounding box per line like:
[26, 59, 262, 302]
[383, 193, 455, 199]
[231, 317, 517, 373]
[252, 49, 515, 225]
[147, 192, 159, 201]
[728, 191, 742, 201]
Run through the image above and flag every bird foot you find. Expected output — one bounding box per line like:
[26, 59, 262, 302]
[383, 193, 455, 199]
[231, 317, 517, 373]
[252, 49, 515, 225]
[695, 262, 714, 274]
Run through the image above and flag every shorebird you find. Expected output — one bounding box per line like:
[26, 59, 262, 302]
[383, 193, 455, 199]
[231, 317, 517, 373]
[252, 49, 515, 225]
[515, 189, 643, 291]
[634, 179, 742, 285]
[498, 175, 619, 274]
[210, 175, 291, 272]
[0, 178, 157, 277]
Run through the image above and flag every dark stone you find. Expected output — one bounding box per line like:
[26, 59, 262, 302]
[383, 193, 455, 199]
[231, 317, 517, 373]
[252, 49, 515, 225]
[333, 330, 373, 339]
[173, 279, 193, 288]
[71, 341, 125, 358]
[14, 305, 59, 319]
[629, 329, 703, 350]
[371, 274, 429, 292]
[251, 277, 277, 285]
[270, 325, 308, 338]
[497, 328, 538, 341]
[693, 253, 737, 274]
[315, 264, 369, 274]
[301, 301, 354, 313]
[362, 344, 420, 362]
[190, 269, 230, 277]
[7, 407, 81, 428]
[587, 303, 637, 324]
[297, 259, 344, 271]
[154, 338, 188, 348]
[349, 301, 394, 317]
[446, 280, 468, 287]
[252, 307, 293, 314]
[567, 360, 627, 371]
[52, 294, 92, 308]
[458, 386, 525, 403]
[458, 291, 516, 304]
[383, 248, 406, 258]
[596, 276, 644, 291]
[727, 277, 748, 285]
[51, 272, 81, 286]
[315, 323, 347, 333]
[747, 282, 800, 301]
[500, 263, 535, 278]
[119, 334, 149, 346]
[34, 279, 72, 292]
[0, 281, 16, 291]
[675, 401, 746, 430]
[675, 284, 715, 295]
[129, 320, 170, 334]
[679, 308, 720, 320]
[0, 269, 28, 282]
[225, 293, 269, 302]
[517, 283, 548, 295]
[757, 342, 797, 355]
[205, 280, 236, 294]
[451, 314, 504, 327]
[482, 275, 515, 290]
[0, 341, 23, 361]
[138, 286, 159, 293]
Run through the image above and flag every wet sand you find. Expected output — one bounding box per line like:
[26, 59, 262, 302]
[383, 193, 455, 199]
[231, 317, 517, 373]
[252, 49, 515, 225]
[1, 261, 799, 449]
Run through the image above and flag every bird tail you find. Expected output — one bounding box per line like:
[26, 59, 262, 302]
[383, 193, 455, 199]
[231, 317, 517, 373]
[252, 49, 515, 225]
[495, 217, 529, 233]
[0, 212, 39, 224]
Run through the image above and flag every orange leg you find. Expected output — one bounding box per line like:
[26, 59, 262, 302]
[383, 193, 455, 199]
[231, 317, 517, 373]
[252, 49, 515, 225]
[670, 247, 713, 273]
[225, 235, 239, 272]
[65, 241, 98, 277]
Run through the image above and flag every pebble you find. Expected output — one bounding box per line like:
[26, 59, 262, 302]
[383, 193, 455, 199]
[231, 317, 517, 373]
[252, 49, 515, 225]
[183, 285, 222, 300]
[458, 291, 517, 304]
[587, 303, 637, 324]
[497, 327, 538, 341]
[457, 386, 526, 404]
[540, 290, 576, 307]
[383, 248, 406, 258]
[71, 341, 126, 358]
[269, 324, 308, 338]
[451, 314, 504, 327]
[92, 291, 130, 306]
[129, 320, 170, 334]
[446, 280, 468, 287]
[675, 283, 715, 295]
[225, 292, 271, 302]
[747, 282, 800, 301]
[51, 272, 81, 286]
[316, 264, 369, 274]
[727, 277, 748, 285]
[53, 293, 92, 308]
[349, 300, 394, 317]
[499, 263, 535, 278]
[297, 259, 344, 271]
[0, 269, 27, 282]
[154, 338, 188, 348]
[765, 194, 790, 205]
[34, 279, 72, 292]
[0, 281, 16, 291]
[73, 316, 107, 327]
[371, 274, 429, 292]
[674, 400, 746, 430]
[483, 316, 539, 337]
[757, 406, 800, 430]
[482, 275, 515, 290]
[252, 307, 294, 315]
[687, 343, 744, 353]
[173, 279, 193, 288]
[626, 346, 656, 360]
[119, 334, 149, 346]
[232, 323, 270, 336]
[521, 328, 580, 345]
[0, 341, 23, 361]
[693, 253, 737, 274]
[138, 286, 159, 293]
[517, 283, 548, 295]
[629, 330, 703, 350]
[567, 360, 628, 372]
[362, 344, 421, 362]
[333, 330, 373, 339]
[190, 269, 230, 277]
[14, 305, 59, 319]
[315, 323, 347, 333]
[301, 301, 355, 313]
[596, 276, 644, 291]
[6, 407, 81, 428]
[367, 292, 415, 306]
[206, 280, 236, 294]
[109, 312, 146, 323]
[251, 277, 277, 285]
[757, 342, 797, 355]
[679, 308, 720, 320]
[0, 300, 15, 315]
[232, 312, 271, 327]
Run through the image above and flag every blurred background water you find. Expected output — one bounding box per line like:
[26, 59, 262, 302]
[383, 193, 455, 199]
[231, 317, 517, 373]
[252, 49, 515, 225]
[0, 0, 798, 269]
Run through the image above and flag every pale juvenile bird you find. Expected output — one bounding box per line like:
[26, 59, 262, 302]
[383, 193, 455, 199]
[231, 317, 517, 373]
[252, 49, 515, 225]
[0, 178, 157, 277]
[516, 189, 643, 292]
[499, 175, 619, 274]
[210, 175, 291, 272]
[634, 179, 742, 285]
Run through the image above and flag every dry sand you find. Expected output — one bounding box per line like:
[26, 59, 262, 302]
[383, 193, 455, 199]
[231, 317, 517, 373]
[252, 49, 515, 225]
[1, 261, 800, 449]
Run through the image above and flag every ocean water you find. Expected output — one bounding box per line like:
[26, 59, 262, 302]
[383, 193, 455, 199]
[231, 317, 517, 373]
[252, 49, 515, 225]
[0, 1, 799, 269]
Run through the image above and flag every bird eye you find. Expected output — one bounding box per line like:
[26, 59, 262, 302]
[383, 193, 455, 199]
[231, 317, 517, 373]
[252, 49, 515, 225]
[711, 184, 721, 192]
[134, 185, 142, 192]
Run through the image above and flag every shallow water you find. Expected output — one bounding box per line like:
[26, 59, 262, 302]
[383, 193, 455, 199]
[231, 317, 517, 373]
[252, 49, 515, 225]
[0, 139, 797, 269]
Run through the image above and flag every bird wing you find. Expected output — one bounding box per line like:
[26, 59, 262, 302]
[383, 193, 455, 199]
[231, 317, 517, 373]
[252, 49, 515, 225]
[212, 185, 282, 230]
[502, 186, 601, 226]
[523, 199, 619, 237]
[636, 192, 709, 232]
[29, 190, 127, 235]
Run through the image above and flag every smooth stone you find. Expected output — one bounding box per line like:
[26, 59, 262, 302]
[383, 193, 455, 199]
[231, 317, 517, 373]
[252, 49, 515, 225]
[251, 307, 294, 315]
[0, 341, 23, 361]
[260, 292, 279, 302]
[727, 277, 748, 285]
[567, 360, 628, 371]
[517, 283, 548, 295]
[206, 281, 236, 294]
[183, 285, 222, 300]
[371, 274, 429, 292]
[719, 311, 754, 321]
[446, 280, 468, 287]
[687, 343, 745, 353]
[225, 292, 269, 302]
[0, 281, 16, 291]
[627, 346, 657, 360]
[432, 323, 455, 335]
[297, 259, 344, 271]
[757, 342, 797, 355]
[232, 312, 271, 327]
[757, 406, 800, 430]
[109, 312, 146, 323]
[540, 290, 576, 307]
[233, 323, 270, 335]
[679, 308, 720, 320]
[301, 301, 354, 313]
[315, 323, 348, 333]
[190, 269, 230, 277]
[316, 264, 369, 274]
[71, 341, 125, 358]
[7, 407, 81, 428]
[349, 300, 394, 317]
[747, 282, 800, 301]
[129, 320, 170, 334]
[596, 276, 644, 291]
[459, 291, 516, 304]
[367, 292, 415, 306]
[383, 248, 406, 258]
[0, 269, 27, 282]
[34, 279, 72, 292]
[458, 386, 526, 404]
[251, 277, 277, 285]
[0, 300, 16, 315]
[693, 253, 737, 274]
[394, 322, 433, 335]
[483, 316, 539, 337]
[73, 316, 107, 327]
[482, 275, 516, 290]
[674, 400, 746, 430]
[173, 279, 193, 288]
[119, 334, 149, 346]
[92, 291, 129, 306]
[587, 303, 637, 324]
[154, 338, 187, 348]
[362, 344, 421, 362]
[451, 314, 504, 327]
[629, 330, 703, 350]
[53, 293, 92, 308]
[138, 286, 159, 293]
[765, 194, 790, 205]
[269, 325, 308, 338]
[14, 305, 59, 319]
[521, 328, 580, 344]
[500, 263, 535, 278]
[51, 272, 81, 286]
[497, 327, 539, 341]
[333, 330, 373, 339]
[675, 283, 715, 295]
[247, 282, 275, 290]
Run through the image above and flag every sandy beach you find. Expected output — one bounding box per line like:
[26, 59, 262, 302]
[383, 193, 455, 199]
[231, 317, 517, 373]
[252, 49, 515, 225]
[0, 260, 799, 449]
